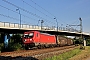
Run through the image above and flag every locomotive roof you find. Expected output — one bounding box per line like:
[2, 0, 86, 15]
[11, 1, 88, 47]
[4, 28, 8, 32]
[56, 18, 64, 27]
[24, 31, 55, 36]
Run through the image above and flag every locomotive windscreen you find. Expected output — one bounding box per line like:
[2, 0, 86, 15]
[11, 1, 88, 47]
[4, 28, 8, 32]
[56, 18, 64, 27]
[24, 32, 34, 38]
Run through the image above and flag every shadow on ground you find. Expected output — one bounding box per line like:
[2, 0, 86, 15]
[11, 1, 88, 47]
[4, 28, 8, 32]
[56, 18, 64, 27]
[0, 56, 38, 60]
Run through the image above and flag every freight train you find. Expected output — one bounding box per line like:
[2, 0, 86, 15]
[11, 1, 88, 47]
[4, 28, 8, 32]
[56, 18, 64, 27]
[22, 31, 73, 49]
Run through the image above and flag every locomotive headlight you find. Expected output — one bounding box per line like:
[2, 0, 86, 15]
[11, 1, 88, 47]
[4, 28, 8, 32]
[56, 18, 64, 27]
[24, 39, 27, 42]
[30, 39, 32, 41]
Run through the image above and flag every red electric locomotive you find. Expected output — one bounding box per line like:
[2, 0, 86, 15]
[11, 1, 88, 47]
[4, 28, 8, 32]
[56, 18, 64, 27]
[22, 31, 73, 49]
[22, 31, 56, 49]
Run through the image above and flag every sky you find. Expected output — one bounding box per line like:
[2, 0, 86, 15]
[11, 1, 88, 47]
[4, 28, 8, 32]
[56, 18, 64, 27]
[0, 0, 90, 33]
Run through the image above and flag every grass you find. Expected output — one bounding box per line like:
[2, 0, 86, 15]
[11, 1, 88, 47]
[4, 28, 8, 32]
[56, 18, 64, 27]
[45, 46, 90, 60]
[45, 48, 81, 60]
[69, 46, 90, 60]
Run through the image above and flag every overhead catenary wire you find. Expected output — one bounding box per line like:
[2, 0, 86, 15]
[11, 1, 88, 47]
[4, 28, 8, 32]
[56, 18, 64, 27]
[0, 7, 55, 27]
[21, 0, 56, 25]
[0, 5, 55, 26]
[69, 20, 80, 29]
[29, 0, 69, 26]
[0, 0, 75, 29]
[30, 0, 56, 17]
[2, 0, 55, 26]
[0, 4, 37, 24]
[0, 4, 36, 21]
[2, 0, 44, 19]
[29, 0, 58, 23]
[0, 13, 35, 25]
[0, 13, 19, 21]
[21, 0, 53, 19]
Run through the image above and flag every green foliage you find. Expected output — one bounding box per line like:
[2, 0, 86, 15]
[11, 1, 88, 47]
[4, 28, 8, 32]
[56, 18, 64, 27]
[8, 43, 22, 51]
[1, 34, 23, 51]
[74, 38, 83, 45]
[7, 34, 23, 51]
[86, 39, 90, 46]
[0, 34, 23, 52]
[10, 34, 22, 43]
[45, 48, 81, 60]
[0, 34, 4, 43]
[0, 43, 4, 51]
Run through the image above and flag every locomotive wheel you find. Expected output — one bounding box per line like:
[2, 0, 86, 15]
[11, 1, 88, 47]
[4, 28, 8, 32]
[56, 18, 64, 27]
[25, 47, 28, 50]
[37, 45, 41, 49]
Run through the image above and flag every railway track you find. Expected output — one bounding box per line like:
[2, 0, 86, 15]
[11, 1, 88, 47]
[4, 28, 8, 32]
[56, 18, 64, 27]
[0, 45, 78, 60]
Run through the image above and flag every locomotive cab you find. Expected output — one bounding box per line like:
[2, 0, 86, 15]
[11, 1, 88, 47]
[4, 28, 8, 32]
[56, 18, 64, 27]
[23, 32, 35, 48]
[23, 32, 34, 43]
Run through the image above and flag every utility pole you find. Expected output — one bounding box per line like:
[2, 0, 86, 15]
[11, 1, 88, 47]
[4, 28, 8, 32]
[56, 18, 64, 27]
[54, 17, 58, 45]
[41, 20, 44, 30]
[79, 17, 82, 38]
[16, 8, 21, 28]
[69, 17, 84, 49]
[79, 17, 85, 49]
[54, 18, 58, 32]
[37, 20, 40, 26]
[79, 18, 82, 34]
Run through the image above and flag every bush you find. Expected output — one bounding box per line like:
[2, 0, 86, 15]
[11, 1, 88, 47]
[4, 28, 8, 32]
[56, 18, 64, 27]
[86, 39, 90, 46]
[6, 34, 23, 51]
[0, 43, 4, 52]
[10, 34, 22, 43]
[8, 43, 22, 51]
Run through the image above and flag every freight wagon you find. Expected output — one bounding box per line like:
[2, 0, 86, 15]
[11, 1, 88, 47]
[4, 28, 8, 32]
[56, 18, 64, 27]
[57, 35, 73, 46]
[22, 31, 73, 49]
